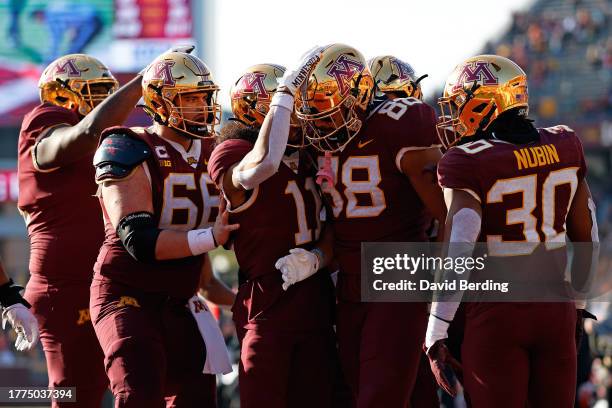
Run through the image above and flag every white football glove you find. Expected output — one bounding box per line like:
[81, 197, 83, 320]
[278, 46, 325, 95]
[275, 248, 321, 291]
[2, 304, 39, 351]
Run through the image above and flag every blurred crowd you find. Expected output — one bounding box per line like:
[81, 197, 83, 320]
[482, 0, 611, 125]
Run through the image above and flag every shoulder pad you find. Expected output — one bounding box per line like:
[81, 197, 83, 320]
[93, 129, 151, 183]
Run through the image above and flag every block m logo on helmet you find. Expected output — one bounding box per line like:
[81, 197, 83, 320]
[236, 72, 269, 100]
[327, 54, 364, 97]
[390, 58, 414, 80]
[453, 61, 498, 92]
[55, 58, 82, 77]
[152, 60, 176, 86]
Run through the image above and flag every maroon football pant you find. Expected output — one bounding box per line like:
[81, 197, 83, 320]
[238, 327, 336, 408]
[410, 352, 439, 408]
[90, 280, 216, 408]
[25, 280, 108, 408]
[336, 301, 430, 408]
[462, 302, 577, 407]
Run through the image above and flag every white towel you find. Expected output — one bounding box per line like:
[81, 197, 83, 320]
[187, 294, 232, 375]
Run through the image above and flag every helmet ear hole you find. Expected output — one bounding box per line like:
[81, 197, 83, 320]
[472, 103, 488, 113]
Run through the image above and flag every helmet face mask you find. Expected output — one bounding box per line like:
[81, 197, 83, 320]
[295, 44, 374, 152]
[368, 55, 425, 100]
[436, 55, 529, 149]
[298, 94, 363, 152]
[143, 52, 221, 139]
[167, 90, 219, 138]
[39, 54, 118, 116]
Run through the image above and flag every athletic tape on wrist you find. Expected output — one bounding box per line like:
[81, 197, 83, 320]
[270, 92, 294, 111]
[187, 228, 217, 256]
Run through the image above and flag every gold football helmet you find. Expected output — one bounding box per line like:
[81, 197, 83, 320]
[142, 51, 221, 138]
[437, 54, 529, 148]
[39, 54, 118, 116]
[368, 55, 426, 99]
[295, 44, 374, 152]
[230, 63, 286, 127]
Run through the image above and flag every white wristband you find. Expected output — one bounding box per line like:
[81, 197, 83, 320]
[270, 92, 294, 111]
[187, 228, 217, 256]
[425, 314, 450, 349]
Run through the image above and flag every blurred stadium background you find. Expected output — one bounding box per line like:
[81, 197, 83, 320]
[0, 0, 610, 407]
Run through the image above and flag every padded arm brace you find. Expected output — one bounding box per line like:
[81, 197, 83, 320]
[116, 212, 161, 263]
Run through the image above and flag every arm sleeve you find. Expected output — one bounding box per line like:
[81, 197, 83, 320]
[437, 150, 483, 203]
[379, 100, 441, 172]
[232, 104, 292, 190]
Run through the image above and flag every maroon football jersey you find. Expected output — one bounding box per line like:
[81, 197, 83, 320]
[17, 103, 104, 283]
[438, 125, 586, 249]
[94, 127, 220, 299]
[318, 97, 440, 301]
[208, 139, 334, 331]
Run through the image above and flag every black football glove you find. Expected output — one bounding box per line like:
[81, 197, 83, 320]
[0, 279, 30, 308]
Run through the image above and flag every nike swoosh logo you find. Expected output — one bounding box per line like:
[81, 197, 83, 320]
[357, 139, 374, 149]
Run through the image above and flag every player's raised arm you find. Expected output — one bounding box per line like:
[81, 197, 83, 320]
[231, 47, 324, 190]
[95, 132, 238, 262]
[35, 46, 196, 170]
[33, 54, 139, 170]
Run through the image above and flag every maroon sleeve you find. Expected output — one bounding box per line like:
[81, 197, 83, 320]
[207, 139, 254, 187]
[437, 147, 483, 201]
[20, 104, 79, 145]
[18, 104, 80, 172]
[541, 125, 588, 181]
[378, 99, 440, 169]
[399, 101, 440, 148]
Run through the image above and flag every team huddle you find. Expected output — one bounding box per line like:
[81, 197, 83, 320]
[0, 42, 599, 408]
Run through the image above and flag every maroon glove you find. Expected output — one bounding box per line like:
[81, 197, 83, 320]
[424, 340, 463, 397]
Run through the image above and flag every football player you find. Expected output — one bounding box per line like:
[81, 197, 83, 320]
[91, 50, 236, 407]
[369, 54, 442, 407]
[425, 54, 599, 406]
[208, 58, 338, 407]
[291, 44, 446, 407]
[0, 257, 38, 351]
[17, 53, 145, 407]
[368, 55, 427, 100]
